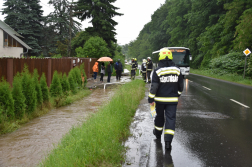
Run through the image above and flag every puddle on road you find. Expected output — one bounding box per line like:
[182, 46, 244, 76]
[0, 87, 116, 167]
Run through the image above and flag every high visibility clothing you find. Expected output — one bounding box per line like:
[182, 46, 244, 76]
[149, 59, 183, 143]
[141, 62, 147, 82]
[148, 60, 183, 104]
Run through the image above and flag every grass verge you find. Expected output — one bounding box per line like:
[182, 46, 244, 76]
[190, 69, 252, 87]
[0, 88, 92, 135]
[40, 79, 146, 167]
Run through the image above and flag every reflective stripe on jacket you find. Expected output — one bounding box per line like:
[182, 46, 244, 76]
[148, 60, 184, 104]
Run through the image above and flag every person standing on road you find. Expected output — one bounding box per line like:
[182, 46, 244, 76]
[146, 57, 153, 83]
[141, 59, 147, 82]
[114, 61, 118, 80]
[92, 62, 99, 82]
[116, 59, 123, 81]
[148, 48, 184, 150]
[107, 62, 113, 83]
[131, 58, 137, 80]
[100, 62, 105, 83]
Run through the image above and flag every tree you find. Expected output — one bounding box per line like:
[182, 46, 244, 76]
[75, 0, 123, 56]
[12, 73, 26, 119]
[2, 0, 44, 55]
[77, 36, 111, 58]
[71, 31, 91, 56]
[42, 0, 81, 57]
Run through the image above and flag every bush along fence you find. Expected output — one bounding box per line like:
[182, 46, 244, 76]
[0, 63, 88, 133]
[0, 57, 98, 87]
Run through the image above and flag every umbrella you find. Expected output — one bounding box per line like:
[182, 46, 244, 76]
[97, 57, 113, 62]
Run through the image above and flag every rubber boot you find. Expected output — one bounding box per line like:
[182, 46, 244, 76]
[165, 141, 171, 150]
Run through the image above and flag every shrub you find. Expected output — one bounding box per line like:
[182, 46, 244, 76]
[50, 71, 63, 97]
[21, 66, 37, 113]
[80, 63, 87, 87]
[68, 72, 77, 94]
[61, 73, 70, 95]
[0, 105, 3, 124]
[73, 67, 82, 86]
[33, 69, 43, 106]
[0, 79, 14, 119]
[209, 52, 245, 75]
[40, 73, 49, 102]
[12, 73, 26, 119]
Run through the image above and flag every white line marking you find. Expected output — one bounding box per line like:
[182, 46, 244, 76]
[188, 80, 193, 82]
[230, 99, 250, 108]
[202, 86, 211, 90]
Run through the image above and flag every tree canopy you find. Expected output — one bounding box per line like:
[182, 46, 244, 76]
[2, 0, 44, 55]
[74, 0, 123, 57]
[124, 0, 252, 72]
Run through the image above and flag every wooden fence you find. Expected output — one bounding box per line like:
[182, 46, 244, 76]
[0, 57, 98, 87]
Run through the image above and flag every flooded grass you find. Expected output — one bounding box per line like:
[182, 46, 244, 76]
[0, 89, 92, 135]
[190, 69, 252, 87]
[40, 79, 146, 167]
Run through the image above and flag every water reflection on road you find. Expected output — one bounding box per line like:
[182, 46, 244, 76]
[0, 87, 115, 167]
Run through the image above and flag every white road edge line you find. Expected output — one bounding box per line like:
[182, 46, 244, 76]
[230, 99, 250, 108]
[202, 86, 211, 90]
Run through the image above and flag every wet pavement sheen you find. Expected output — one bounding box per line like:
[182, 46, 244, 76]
[123, 74, 252, 167]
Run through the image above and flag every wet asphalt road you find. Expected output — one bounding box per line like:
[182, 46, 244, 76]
[123, 74, 252, 167]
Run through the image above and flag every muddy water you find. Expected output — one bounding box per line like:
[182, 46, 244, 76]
[0, 87, 115, 167]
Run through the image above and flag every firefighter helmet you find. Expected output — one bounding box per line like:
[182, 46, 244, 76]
[147, 57, 151, 60]
[159, 48, 173, 60]
[143, 59, 147, 63]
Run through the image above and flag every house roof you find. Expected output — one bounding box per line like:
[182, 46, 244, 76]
[0, 20, 32, 50]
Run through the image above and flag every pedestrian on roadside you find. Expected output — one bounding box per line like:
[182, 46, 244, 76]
[146, 57, 153, 83]
[114, 61, 119, 80]
[100, 62, 105, 83]
[107, 61, 113, 83]
[148, 48, 184, 150]
[116, 59, 123, 81]
[92, 62, 99, 82]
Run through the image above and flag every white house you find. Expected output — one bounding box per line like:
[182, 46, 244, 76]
[0, 20, 32, 58]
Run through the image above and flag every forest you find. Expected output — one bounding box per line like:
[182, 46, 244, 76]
[122, 0, 252, 78]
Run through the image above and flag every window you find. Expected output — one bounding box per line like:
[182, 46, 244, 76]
[3, 31, 22, 47]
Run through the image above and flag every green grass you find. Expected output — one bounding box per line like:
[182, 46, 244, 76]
[190, 69, 252, 87]
[40, 79, 146, 167]
[0, 89, 92, 135]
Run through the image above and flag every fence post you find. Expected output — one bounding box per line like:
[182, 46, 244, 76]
[47, 58, 52, 87]
[7, 58, 13, 87]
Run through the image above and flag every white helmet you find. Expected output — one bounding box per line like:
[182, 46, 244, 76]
[143, 59, 147, 63]
[147, 57, 151, 60]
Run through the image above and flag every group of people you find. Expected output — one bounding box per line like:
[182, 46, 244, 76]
[92, 59, 123, 83]
[140, 57, 153, 83]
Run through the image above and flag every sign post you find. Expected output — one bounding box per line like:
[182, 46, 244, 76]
[243, 48, 251, 79]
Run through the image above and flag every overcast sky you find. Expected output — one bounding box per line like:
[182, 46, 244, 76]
[0, 0, 166, 45]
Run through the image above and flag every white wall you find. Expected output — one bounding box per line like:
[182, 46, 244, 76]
[0, 29, 23, 58]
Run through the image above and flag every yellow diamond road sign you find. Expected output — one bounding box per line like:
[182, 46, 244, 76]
[243, 48, 251, 56]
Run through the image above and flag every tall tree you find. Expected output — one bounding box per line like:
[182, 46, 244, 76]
[2, 0, 44, 55]
[75, 0, 123, 57]
[41, 0, 81, 57]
